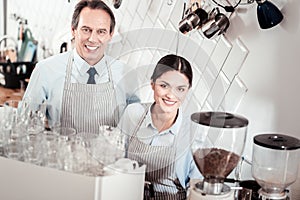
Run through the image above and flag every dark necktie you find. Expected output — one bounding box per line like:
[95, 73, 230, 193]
[87, 67, 97, 84]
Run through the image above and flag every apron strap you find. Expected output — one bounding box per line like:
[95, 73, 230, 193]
[129, 103, 152, 143]
[65, 51, 73, 85]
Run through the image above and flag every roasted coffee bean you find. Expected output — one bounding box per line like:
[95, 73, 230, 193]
[193, 148, 240, 179]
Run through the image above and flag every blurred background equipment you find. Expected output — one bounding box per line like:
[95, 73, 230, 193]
[256, 0, 284, 29]
[0, 13, 37, 89]
[179, 0, 284, 38]
[113, 0, 122, 9]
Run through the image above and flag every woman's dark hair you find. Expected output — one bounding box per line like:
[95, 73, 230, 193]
[71, 0, 116, 34]
[151, 54, 193, 88]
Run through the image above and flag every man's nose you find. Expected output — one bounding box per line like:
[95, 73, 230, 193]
[88, 30, 98, 42]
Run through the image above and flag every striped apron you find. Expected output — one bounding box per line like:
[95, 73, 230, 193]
[127, 104, 186, 200]
[60, 52, 118, 133]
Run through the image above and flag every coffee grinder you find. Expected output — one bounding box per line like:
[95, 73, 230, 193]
[189, 111, 249, 200]
[252, 133, 300, 200]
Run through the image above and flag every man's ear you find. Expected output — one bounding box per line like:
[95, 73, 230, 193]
[71, 27, 75, 38]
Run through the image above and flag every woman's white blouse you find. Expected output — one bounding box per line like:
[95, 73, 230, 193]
[118, 103, 202, 189]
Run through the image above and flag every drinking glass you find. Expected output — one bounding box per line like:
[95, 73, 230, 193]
[41, 130, 62, 169]
[25, 99, 47, 131]
[99, 126, 126, 161]
[22, 133, 43, 165]
[53, 127, 76, 141]
[0, 106, 7, 155]
[4, 136, 24, 160]
[2, 100, 27, 160]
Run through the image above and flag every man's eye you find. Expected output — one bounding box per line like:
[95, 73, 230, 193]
[98, 30, 107, 35]
[81, 28, 90, 33]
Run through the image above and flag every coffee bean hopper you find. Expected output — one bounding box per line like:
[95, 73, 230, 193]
[189, 111, 249, 200]
[252, 133, 300, 200]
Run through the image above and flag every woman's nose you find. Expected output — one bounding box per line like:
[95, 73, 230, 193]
[166, 88, 177, 98]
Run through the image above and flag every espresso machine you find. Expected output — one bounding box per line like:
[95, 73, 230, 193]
[189, 111, 249, 200]
[252, 133, 300, 200]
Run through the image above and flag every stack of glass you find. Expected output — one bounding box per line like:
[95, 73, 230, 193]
[0, 99, 126, 176]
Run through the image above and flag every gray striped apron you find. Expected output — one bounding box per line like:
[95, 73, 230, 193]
[127, 104, 186, 200]
[60, 52, 118, 133]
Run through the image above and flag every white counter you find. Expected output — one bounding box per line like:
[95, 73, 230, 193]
[0, 156, 145, 200]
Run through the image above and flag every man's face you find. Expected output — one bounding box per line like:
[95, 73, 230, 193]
[72, 7, 113, 66]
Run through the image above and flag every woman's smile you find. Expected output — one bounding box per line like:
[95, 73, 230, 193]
[162, 98, 177, 106]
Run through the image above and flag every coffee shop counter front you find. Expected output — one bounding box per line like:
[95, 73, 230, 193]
[0, 156, 146, 200]
[0, 84, 147, 200]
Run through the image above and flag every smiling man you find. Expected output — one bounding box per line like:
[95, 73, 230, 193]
[23, 0, 131, 133]
[71, 1, 114, 66]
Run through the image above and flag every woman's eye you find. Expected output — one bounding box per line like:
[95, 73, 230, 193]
[177, 88, 186, 92]
[160, 84, 167, 88]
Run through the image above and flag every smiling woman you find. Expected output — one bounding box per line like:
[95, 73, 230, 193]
[118, 54, 202, 200]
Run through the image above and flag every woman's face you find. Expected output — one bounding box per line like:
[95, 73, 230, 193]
[72, 7, 113, 66]
[152, 70, 190, 114]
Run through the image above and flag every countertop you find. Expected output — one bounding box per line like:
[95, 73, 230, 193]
[0, 85, 23, 106]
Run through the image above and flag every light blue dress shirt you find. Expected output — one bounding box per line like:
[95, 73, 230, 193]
[23, 50, 136, 126]
[118, 103, 202, 189]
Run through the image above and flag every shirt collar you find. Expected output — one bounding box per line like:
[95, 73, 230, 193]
[143, 104, 183, 136]
[73, 50, 107, 76]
